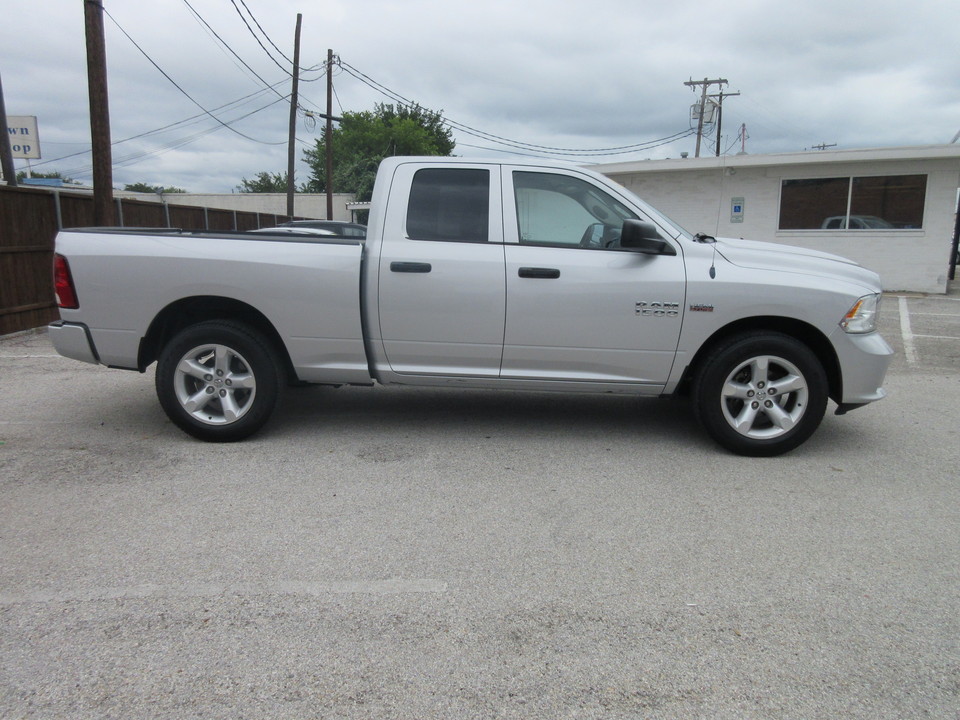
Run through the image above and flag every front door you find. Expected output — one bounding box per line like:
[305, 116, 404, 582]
[501, 168, 685, 386]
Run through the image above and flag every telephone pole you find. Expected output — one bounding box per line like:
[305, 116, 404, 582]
[684, 77, 727, 158]
[84, 0, 115, 225]
[709, 88, 739, 157]
[325, 49, 334, 220]
[0, 70, 18, 187]
[285, 13, 302, 220]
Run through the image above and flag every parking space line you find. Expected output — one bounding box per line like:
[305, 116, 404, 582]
[898, 296, 919, 365]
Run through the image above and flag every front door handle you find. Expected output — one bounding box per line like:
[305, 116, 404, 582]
[391, 261, 432, 273]
[518, 267, 561, 279]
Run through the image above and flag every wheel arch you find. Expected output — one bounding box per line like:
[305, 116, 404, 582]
[137, 296, 296, 381]
[678, 316, 842, 402]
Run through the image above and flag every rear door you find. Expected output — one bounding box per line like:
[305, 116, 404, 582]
[376, 163, 506, 376]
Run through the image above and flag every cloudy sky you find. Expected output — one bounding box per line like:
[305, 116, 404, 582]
[3, 0, 959, 192]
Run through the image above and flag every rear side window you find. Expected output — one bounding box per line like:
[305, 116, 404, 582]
[406, 168, 490, 242]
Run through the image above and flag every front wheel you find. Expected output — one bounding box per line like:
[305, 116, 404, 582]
[155, 321, 283, 442]
[693, 332, 828, 456]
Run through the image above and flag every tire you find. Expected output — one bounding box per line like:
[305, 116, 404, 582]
[155, 321, 283, 442]
[692, 332, 828, 457]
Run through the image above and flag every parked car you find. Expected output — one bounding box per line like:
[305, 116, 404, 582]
[821, 215, 894, 230]
[278, 220, 367, 238]
[247, 226, 337, 236]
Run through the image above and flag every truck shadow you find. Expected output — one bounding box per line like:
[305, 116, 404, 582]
[270, 384, 705, 449]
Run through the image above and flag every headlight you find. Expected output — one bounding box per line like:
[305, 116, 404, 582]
[840, 293, 881, 334]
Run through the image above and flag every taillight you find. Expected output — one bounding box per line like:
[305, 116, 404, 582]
[53, 254, 79, 309]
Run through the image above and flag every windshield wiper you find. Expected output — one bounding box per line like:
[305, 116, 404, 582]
[694, 232, 716, 244]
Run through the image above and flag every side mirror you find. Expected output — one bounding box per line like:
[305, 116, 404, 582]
[620, 219, 677, 256]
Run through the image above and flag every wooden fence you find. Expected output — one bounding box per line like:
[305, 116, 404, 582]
[0, 185, 298, 335]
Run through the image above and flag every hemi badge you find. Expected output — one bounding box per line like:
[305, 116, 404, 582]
[690, 303, 714, 312]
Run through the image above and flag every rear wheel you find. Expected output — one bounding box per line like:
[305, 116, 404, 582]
[693, 332, 828, 456]
[155, 321, 283, 441]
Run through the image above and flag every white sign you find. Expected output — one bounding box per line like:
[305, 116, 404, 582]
[6, 115, 40, 159]
[731, 196, 745, 223]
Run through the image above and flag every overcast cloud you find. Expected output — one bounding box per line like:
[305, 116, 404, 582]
[3, 0, 959, 192]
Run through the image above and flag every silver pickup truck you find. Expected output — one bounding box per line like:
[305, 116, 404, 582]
[49, 156, 893, 456]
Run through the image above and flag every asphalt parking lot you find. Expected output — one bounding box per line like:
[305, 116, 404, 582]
[1, 292, 958, 719]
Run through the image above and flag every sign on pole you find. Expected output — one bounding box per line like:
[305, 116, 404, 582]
[6, 115, 40, 159]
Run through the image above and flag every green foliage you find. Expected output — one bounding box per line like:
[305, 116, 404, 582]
[303, 103, 454, 200]
[124, 182, 186, 193]
[235, 171, 298, 194]
[15, 170, 81, 184]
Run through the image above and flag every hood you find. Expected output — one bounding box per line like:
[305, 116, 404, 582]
[714, 236, 882, 292]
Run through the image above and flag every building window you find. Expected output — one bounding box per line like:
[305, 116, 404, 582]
[406, 168, 490, 242]
[779, 174, 926, 230]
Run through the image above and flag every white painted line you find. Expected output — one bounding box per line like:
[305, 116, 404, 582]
[899, 296, 919, 365]
[913, 334, 960, 340]
[910, 312, 960, 317]
[0, 579, 449, 605]
[888, 294, 960, 303]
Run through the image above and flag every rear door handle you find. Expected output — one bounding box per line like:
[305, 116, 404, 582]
[390, 261, 432, 273]
[518, 267, 560, 279]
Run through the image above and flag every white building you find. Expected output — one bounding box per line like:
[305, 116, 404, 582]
[593, 145, 960, 293]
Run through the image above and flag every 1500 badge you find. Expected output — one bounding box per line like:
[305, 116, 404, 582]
[636, 301, 680, 317]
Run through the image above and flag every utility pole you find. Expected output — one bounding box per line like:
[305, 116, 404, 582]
[84, 0, 115, 225]
[0, 70, 18, 187]
[709, 88, 739, 157]
[684, 77, 727, 158]
[285, 13, 302, 220]
[325, 49, 334, 220]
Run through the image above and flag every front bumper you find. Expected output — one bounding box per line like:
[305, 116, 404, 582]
[48, 321, 100, 365]
[831, 328, 894, 406]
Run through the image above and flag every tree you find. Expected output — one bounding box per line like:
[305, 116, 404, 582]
[124, 182, 185, 193]
[236, 171, 295, 193]
[303, 103, 454, 201]
[15, 170, 82, 185]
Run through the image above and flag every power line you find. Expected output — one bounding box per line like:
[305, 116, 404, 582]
[58, 95, 290, 180]
[230, 1, 326, 80]
[181, 1, 326, 119]
[104, 7, 285, 146]
[458, 129, 695, 160]
[30, 81, 290, 171]
[181, 0, 285, 99]
[337, 59, 694, 157]
[234, 0, 291, 65]
[228, 0, 293, 77]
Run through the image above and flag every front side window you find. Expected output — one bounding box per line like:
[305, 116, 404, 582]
[779, 174, 926, 230]
[406, 168, 490, 242]
[513, 171, 638, 249]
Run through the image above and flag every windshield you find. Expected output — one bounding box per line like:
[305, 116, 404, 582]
[608, 182, 694, 241]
